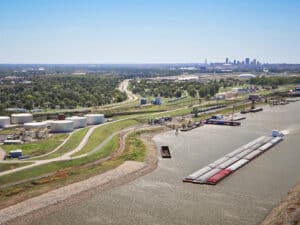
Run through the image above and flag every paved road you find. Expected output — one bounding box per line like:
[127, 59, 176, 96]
[98, 79, 139, 110]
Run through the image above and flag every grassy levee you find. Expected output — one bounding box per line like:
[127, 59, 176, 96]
[0, 135, 120, 187]
[37, 127, 90, 159]
[1, 134, 68, 157]
[0, 129, 151, 209]
[72, 119, 140, 157]
[0, 162, 33, 173]
[120, 131, 147, 162]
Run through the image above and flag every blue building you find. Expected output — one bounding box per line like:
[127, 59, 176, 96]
[140, 98, 147, 105]
[153, 97, 162, 105]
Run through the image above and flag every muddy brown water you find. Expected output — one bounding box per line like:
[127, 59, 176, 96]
[20, 102, 300, 225]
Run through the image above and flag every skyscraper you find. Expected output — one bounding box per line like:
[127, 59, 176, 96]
[225, 58, 229, 64]
[245, 58, 250, 65]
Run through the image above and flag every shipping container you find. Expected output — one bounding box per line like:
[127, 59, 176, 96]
[227, 159, 249, 171]
[208, 156, 230, 168]
[193, 168, 222, 184]
[184, 166, 212, 182]
[207, 169, 232, 184]
[244, 150, 262, 160]
[217, 157, 239, 169]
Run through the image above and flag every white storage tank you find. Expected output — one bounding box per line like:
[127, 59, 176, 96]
[24, 122, 47, 130]
[43, 120, 55, 127]
[50, 120, 74, 133]
[0, 116, 10, 128]
[11, 113, 33, 124]
[65, 116, 87, 129]
[84, 114, 105, 125]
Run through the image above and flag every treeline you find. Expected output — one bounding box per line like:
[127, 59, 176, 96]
[130, 78, 242, 98]
[249, 76, 300, 86]
[0, 75, 126, 110]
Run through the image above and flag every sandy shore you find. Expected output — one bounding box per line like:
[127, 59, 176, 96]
[1, 127, 167, 225]
[261, 182, 300, 225]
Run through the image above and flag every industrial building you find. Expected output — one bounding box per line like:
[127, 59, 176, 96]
[153, 97, 162, 105]
[140, 98, 147, 105]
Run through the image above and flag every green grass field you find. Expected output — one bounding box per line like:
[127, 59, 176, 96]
[0, 162, 32, 173]
[1, 134, 68, 157]
[37, 127, 90, 159]
[72, 119, 139, 156]
[120, 132, 146, 162]
[0, 129, 149, 206]
[0, 135, 119, 186]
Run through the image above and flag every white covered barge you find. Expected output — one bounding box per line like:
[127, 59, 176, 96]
[183, 130, 284, 185]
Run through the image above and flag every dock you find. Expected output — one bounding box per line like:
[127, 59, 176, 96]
[183, 131, 283, 185]
[180, 121, 203, 132]
[204, 119, 241, 126]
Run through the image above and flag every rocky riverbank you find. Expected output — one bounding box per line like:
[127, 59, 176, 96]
[261, 182, 300, 225]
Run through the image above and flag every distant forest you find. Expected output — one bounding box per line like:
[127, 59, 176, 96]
[249, 76, 300, 86]
[0, 75, 127, 110]
[130, 78, 242, 98]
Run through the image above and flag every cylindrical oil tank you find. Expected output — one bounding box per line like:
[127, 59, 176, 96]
[50, 120, 74, 133]
[84, 114, 105, 125]
[43, 120, 55, 128]
[65, 116, 87, 129]
[0, 116, 10, 128]
[11, 113, 33, 124]
[24, 122, 47, 130]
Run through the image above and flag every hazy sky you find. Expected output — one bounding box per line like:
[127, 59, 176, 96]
[0, 0, 300, 64]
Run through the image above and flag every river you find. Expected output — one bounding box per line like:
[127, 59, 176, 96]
[26, 102, 300, 225]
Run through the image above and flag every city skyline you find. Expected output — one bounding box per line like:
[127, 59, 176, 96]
[1, 0, 300, 64]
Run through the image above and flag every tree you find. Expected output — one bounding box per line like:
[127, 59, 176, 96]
[175, 90, 182, 98]
[192, 107, 198, 117]
[187, 85, 197, 97]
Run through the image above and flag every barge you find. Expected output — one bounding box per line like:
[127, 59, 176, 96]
[183, 130, 284, 185]
[249, 107, 263, 113]
[161, 146, 171, 158]
[204, 119, 241, 126]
